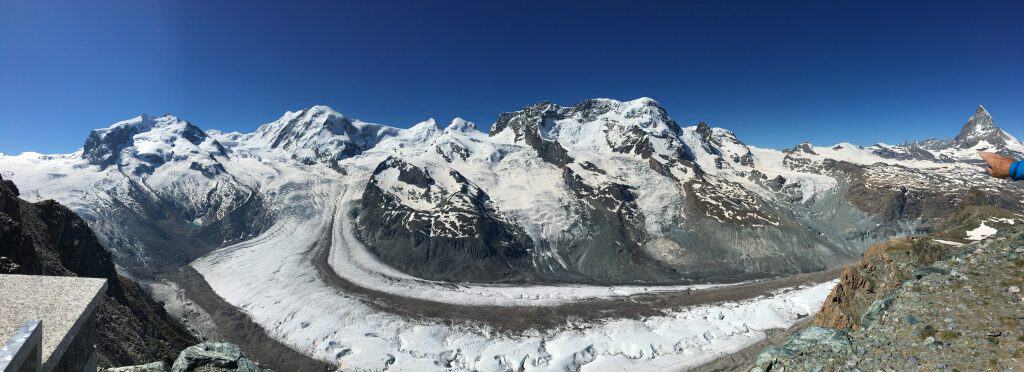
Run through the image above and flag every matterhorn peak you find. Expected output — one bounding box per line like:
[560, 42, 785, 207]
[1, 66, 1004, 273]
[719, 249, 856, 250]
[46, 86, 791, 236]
[952, 104, 1003, 149]
[976, 105, 990, 116]
[967, 105, 995, 129]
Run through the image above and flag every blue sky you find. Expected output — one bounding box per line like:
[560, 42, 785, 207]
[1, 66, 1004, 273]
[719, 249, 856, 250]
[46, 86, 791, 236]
[1, 0, 1022, 154]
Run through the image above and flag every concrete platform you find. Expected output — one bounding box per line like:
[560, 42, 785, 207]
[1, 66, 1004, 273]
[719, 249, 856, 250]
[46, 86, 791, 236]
[0, 274, 107, 371]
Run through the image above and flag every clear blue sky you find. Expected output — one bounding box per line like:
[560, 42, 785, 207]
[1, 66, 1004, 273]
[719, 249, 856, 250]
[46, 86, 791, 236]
[2, 0, 1022, 154]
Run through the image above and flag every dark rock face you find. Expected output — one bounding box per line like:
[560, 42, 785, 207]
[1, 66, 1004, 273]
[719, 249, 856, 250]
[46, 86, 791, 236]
[490, 102, 575, 167]
[82, 119, 150, 168]
[356, 158, 538, 282]
[0, 175, 197, 368]
[840, 162, 1024, 225]
[785, 142, 817, 155]
[435, 141, 471, 162]
[683, 178, 781, 227]
[188, 161, 227, 178]
[559, 165, 681, 282]
[607, 125, 657, 158]
[871, 145, 937, 161]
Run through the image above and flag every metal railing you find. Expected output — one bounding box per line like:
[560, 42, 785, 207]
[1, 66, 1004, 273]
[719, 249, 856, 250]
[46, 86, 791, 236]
[0, 320, 42, 372]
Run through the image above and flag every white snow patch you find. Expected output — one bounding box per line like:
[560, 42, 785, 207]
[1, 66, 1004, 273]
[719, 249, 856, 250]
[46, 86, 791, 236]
[990, 217, 1017, 225]
[966, 223, 998, 241]
[932, 239, 964, 247]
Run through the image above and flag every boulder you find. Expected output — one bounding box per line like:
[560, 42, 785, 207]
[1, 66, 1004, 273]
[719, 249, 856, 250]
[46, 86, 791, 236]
[170, 342, 266, 372]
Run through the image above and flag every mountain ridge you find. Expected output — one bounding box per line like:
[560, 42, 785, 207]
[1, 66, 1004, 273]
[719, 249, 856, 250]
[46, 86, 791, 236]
[26, 100, 1021, 162]
[1, 98, 1022, 284]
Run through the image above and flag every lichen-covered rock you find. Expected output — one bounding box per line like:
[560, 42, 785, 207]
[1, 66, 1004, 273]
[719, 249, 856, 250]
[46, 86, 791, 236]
[750, 207, 1024, 370]
[858, 292, 896, 329]
[170, 342, 267, 372]
[750, 326, 851, 371]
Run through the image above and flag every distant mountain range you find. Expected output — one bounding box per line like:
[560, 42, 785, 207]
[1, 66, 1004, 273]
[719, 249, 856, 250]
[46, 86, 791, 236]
[1, 99, 1021, 284]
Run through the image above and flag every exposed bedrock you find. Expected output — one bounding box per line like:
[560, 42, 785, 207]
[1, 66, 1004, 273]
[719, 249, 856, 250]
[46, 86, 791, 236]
[355, 157, 539, 282]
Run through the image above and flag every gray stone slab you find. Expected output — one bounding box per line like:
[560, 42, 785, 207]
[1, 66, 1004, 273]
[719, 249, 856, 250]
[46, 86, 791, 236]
[0, 274, 106, 371]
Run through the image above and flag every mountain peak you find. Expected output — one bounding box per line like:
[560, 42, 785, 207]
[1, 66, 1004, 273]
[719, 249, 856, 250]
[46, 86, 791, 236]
[81, 114, 224, 170]
[305, 105, 343, 117]
[952, 104, 1002, 148]
[249, 105, 399, 164]
[976, 105, 989, 116]
[404, 118, 440, 136]
[622, 97, 662, 110]
[446, 117, 476, 132]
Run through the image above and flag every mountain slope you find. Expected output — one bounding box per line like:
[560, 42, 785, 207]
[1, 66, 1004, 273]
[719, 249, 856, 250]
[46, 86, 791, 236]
[0, 175, 197, 367]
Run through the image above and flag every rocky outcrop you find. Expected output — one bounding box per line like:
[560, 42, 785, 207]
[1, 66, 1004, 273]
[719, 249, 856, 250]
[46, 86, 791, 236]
[751, 326, 852, 370]
[489, 101, 575, 167]
[0, 175, 197, 367]
[356, 157, 538, 282]
[751, 206, 1024, 370]
[103, 342, 269, 372]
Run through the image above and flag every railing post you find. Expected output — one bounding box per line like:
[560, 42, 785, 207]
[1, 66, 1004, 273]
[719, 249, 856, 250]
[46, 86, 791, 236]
[0, 320, 42, 372]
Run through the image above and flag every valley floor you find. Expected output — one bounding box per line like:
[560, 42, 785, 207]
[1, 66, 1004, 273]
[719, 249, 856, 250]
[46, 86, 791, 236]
[170, 266, 335, 371]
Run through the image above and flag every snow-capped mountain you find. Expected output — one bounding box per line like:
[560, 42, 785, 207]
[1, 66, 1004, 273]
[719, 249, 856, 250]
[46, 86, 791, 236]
[1, 114, 271, 277]
[82, 114, 229, 172]
[222, 105, 400, 167]
[1, 99, 1021, 284]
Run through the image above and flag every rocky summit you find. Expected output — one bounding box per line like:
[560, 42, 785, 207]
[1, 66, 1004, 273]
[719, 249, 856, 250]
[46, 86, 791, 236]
[751, 206, 1024, 370]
